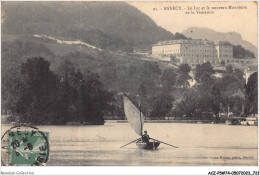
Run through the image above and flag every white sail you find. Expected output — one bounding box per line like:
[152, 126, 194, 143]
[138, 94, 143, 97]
[123, 95, 145, 136]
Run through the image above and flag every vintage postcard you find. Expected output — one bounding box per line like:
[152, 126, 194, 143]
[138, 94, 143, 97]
[1, 0, 258, 175]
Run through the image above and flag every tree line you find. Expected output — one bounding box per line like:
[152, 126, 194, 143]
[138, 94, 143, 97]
[169, 63, 257, 120]
[126, 62, 257, 121]
[2, 57, 114, 125]
[2, 56, 257, 123]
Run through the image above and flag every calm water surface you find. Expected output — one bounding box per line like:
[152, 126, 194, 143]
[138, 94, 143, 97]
[1, 123, 258, 166]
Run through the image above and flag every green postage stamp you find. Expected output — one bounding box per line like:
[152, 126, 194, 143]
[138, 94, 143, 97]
[2, 126, 49, 166]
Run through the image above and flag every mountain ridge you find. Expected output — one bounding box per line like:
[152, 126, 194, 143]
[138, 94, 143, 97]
[2, 2, 187, 51]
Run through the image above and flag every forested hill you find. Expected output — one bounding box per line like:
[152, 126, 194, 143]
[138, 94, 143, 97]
[2, 2, 187, 51]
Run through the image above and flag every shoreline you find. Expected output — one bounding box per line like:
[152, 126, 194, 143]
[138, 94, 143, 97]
[0, 120, 224, 126]
[2, 119, 257, 126]
[106, 120, 225, 124]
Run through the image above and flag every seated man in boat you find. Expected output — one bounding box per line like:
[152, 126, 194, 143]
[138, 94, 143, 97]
[141, 130, 150, 143]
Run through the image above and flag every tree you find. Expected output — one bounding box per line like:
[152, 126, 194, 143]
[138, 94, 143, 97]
[229, 96, 244, 116]
[216, 66, 245, 97]
[233, 45, 255, 58]
[55, 59, 78, 123]
[233, 68, 244, 81]
[56, 61, 114, 124]
[179, 64, 191, 74]
[174, 89, 198, 118]
[195, 62, 215, 94]
[2, 66, 24, 116]
[138, 83, 147, 98]
[177, 64, 191, 88]
[196, 94, 214, 120]
[211, 85, 222, 118]
[150, 93, 174, 119]
[4, 57, 114, 125]
[226, 65, 233, 74]
[80, 72, 114, 124]
[161, 68, 177, 91]
[245, 72, 258, 115]
[18, 57, 58, 124]
[195, 62, 215, 84]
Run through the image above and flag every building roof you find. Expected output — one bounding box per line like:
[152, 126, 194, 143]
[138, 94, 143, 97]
[153, 39, 231, 46]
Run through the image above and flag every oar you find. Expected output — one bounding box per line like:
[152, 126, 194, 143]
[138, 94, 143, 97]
[120, 138, 141, 148]
[149, 137, 178, 148]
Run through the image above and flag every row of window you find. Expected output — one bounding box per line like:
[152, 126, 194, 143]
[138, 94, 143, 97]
[184, 59, 223, 64]
[219, 55, 232, 57]
[180, 45, 214, 48]
[154, 44, 232, 50]
[153, 50, 222, 54]
[180, 54, 218, 57]
[182, 59, 252, 64]
[153, 50, 233, 58]
[226, 60, 253, 63]
[183, 49, 218, 53]
[153, 49, 232, 54]
[219, 49, 232, 52]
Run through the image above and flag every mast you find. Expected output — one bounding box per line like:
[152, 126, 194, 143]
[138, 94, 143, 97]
[139, 101, 143, 136]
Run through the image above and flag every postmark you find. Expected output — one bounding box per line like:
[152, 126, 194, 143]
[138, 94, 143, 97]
[1, 125, 49, 166]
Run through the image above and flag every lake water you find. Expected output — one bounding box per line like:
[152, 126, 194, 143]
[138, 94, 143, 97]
[1, 122, 258, 166]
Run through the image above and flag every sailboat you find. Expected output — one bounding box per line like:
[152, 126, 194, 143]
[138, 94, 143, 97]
[123, 93, 160, 150]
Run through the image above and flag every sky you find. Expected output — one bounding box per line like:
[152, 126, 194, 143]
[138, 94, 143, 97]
[128, 1, 258, 46]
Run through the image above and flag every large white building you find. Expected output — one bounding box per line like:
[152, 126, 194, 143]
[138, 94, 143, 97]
[152, 39, 234, 65]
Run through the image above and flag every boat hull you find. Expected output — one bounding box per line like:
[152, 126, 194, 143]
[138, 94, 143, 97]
[136, 141, 160, 150]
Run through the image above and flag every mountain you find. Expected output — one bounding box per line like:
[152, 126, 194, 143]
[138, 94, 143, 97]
[2, 2, 186, 51]
[182, 27, 257, 57]
[2, 1, 183, 94]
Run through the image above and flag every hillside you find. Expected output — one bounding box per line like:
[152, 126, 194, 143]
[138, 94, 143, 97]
[182, 27, 257, 57]
[1, 1, 185, 108]
[2, 37, 176, 93]
[2, 2, 186, 51]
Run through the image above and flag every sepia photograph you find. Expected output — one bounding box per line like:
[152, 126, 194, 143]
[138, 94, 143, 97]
[0, 0, 258, 171]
